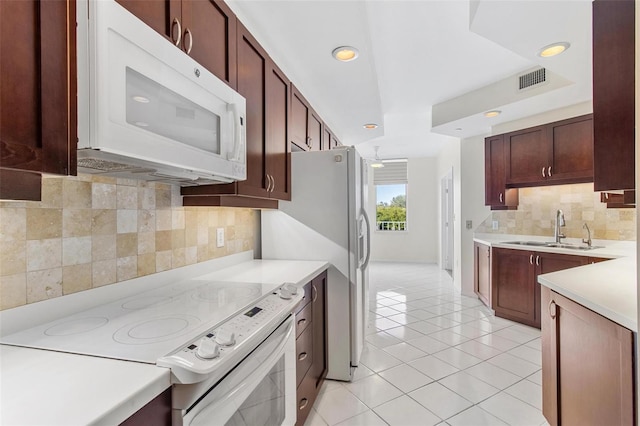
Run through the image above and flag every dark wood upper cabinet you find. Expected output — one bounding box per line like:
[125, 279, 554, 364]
[116, 0, 237, 89]
[485, 134, 518, 209]
[323, 126, 341, 151]
[290, 85, 324, 152]
[504, 114, 593, 188]
[0, 0, 77, 200]
[542, 286, 634, 426]
[182, 22, 290, 204]
[592, 0, 635, 191]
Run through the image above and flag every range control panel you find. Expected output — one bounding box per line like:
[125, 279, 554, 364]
[157, 283, 303, 384]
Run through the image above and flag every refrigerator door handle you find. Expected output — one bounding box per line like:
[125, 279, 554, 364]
[360, 209, 372, 270]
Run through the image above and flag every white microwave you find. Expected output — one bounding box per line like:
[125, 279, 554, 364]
[76, 0, 246, 186]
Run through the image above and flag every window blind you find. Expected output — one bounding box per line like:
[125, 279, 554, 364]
[373, 160, 408, 185]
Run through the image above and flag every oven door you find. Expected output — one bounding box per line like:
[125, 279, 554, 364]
[182, 316, 296, 426]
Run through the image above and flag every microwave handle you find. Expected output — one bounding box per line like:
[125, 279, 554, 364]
[227, 103, 243, 162]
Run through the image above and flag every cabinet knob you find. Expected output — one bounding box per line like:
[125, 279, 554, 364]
[549, 300, 557, 319]
[171, 18, 182, 46]
[542, 167, 546, 178]
[183, 28, 193, 54]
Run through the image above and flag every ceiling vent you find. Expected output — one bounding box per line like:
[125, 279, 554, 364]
[518, 68, 547, 91]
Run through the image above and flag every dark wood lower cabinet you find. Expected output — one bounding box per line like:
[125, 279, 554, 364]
[492, 248, 588, 328]
[295, 270, 327, 426]
[120, 387, 172, 426]
[473, 242, 491, 307]
[541, 286, 635, 425]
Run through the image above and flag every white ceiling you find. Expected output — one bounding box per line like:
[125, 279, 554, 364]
[227, 0, 593, 160]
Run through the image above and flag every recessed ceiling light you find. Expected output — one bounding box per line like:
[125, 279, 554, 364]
[363, 123, 378, 129]
[455, 127, 462, 131]
[484, 110, 501, 118]
[134, 121, 149, 127]
[538, 42, 570, 58]
[132, 96, 150, 103]
[332, 46, 359, 62]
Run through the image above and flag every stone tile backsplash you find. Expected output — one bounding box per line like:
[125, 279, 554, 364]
[0, 174, 258, 310]
[476, 183, 636, 241]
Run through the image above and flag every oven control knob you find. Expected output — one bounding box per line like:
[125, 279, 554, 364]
[283, 283, 298, 295]
[279, 288, 292, 300]
[215, 328, 236, 346]
[196, 338, 220, 359]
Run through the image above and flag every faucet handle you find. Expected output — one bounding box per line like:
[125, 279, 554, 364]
[582, 223, 592, 247]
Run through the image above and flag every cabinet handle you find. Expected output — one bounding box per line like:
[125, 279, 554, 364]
[548, 166, 552, 177]
[297, 318, 307, 326]
[299, 398, 308, 410]
[298, 352, 308, 361]
[499, 192, 503, 203]
[171, 18, 182, 46]
[312, 284, 317, 303]
[549, 300, 557, 319]
[306, 136, 312, 148]
[183, 28, 193, 54]
[535, 255, 540, 266]
[542, 167, 546, 178]
[529, 254, 533, 265]
[270, 175, 275, 192]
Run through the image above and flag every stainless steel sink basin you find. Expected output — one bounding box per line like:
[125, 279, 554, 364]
[501, 241, 603, 250]
[502, 241, 550, 247]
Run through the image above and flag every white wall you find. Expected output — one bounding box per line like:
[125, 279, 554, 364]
[436, 141, 462, 291]
[459, 136, 491, 296]
[367, 157, 439, 263]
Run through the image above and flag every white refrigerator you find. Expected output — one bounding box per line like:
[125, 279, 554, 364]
[261, 146, 371, 381]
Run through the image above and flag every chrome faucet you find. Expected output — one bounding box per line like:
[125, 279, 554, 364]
[554, 209, 566, 243]
[582, 223, 592, 247]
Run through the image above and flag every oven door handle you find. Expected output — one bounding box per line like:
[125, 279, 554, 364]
[184, 318, 294, 426]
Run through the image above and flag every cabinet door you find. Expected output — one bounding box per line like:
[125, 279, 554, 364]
[0, 0, 76, 200]
[505, 125, 550, 186]
[234, 23, 268, 198]
[592, 0, 635, 191]
[474, 243, 491, 307]
[485, 135, 506, 206]
[308, 109, 323, 152]
[265, 60, 291, 200]
[323, 127, 331, 151]
[311, 271, 327, 390]
[115, 0, 180, 43]
[492, 248, 536, 326]
[541, 287, 634, 426]
[290, 86, 309, 151]
[533, 252, 588, 328]
[547, 115, 593, 183]
[181, 0, 237, 88]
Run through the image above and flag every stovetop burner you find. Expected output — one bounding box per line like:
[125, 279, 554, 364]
[0, 279, 280, 363]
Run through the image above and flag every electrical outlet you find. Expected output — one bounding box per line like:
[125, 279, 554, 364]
[216, 228, 224, 248]
[492, 220, 499, 230]
[466, 220, 473, 230]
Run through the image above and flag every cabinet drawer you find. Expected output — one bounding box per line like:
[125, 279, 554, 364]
[295, 303, 312, 338]
[295, 282, 312, 314]
[295, 372, 316, 426]
[295, 326, 313, 388]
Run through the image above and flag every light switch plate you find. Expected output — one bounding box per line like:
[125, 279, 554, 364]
[466, 220, 473, 229]
[216, 228, 224, 247]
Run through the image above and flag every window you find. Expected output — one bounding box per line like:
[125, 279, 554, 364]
[374, 160, 408, 231]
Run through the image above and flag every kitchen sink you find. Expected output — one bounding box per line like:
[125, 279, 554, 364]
[501, 241, 550, 247]
[501, 241, 603, 250]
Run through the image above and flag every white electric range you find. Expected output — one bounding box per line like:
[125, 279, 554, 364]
[1, 276, 304, 425]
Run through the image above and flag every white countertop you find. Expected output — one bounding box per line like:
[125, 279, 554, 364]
[474, 233, 637, 332]
[0, 256, 328, 426]
[0, 345, 171, 426]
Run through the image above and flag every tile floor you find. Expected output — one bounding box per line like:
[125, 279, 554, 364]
[304, 262, 549, 426]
